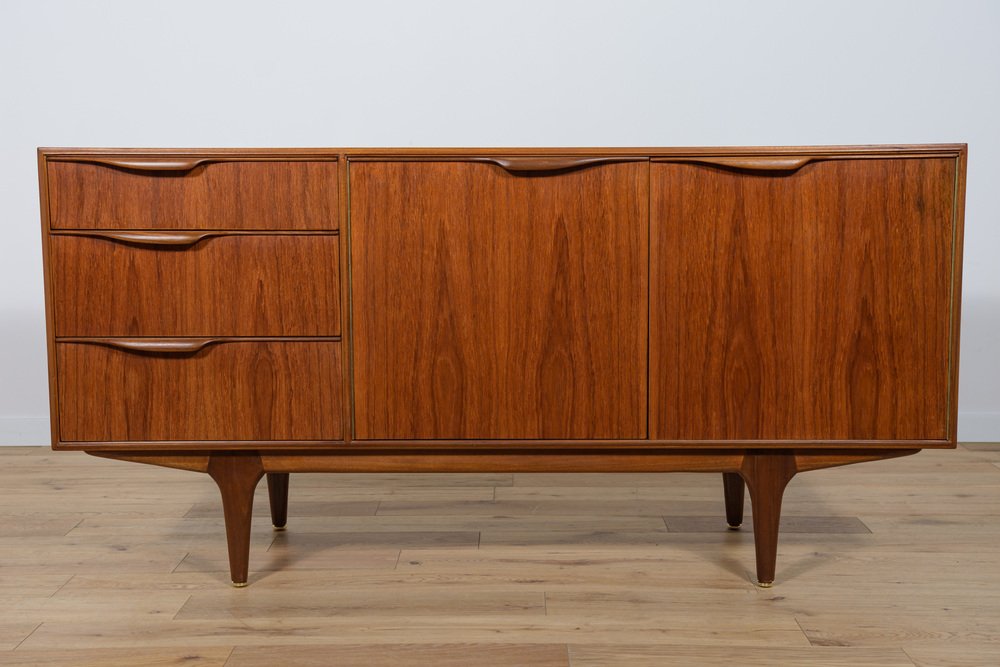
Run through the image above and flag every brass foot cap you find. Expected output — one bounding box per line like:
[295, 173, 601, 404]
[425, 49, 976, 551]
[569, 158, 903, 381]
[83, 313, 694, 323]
[727, 523, 742, 530]
[231, 581, 248, 588]
[273, 526, 287, 531]
[756, 581, 773, 588]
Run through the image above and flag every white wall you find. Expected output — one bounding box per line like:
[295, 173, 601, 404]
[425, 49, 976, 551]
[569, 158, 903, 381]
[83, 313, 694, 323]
[1, 0, 998, 443]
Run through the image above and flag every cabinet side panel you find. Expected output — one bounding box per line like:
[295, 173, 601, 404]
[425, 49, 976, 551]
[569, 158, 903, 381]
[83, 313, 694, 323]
[38, 151, 60, 446]
[650, 158, 955, 440]
[350, 161, 648, 440]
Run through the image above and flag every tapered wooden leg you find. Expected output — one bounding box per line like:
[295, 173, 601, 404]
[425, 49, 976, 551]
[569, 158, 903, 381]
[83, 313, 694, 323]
[266, 473, 290, 530]
[740, 452, 797, 588]
[722, 472, 745, 529]
[207, 453, 264, 587]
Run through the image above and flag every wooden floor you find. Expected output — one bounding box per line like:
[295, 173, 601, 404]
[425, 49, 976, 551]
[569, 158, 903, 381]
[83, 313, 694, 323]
[0, 445, 998, 666]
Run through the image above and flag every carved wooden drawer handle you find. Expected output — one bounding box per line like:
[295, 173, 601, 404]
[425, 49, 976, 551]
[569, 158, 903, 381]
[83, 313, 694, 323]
[82, 157, 211, 172]
[72, 338, 222, 355]
[653, 156, 815, 173]
[476, 156, 645, 173]
[57, 230, 216, 247]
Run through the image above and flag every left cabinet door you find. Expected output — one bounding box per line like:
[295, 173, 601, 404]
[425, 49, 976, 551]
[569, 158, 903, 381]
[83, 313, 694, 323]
[350, 159, 648, 441]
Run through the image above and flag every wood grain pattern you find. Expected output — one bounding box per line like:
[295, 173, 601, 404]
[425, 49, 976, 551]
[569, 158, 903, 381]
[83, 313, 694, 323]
[350, 160, 648, 440]
[51, 234, 340, 336]
[47, 159, 338, 230]
[56, 341, 343, 442]
[650, 158, 957, 441]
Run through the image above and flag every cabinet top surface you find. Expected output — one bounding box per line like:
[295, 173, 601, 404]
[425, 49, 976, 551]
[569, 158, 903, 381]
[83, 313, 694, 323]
[37, 144, 966, 159]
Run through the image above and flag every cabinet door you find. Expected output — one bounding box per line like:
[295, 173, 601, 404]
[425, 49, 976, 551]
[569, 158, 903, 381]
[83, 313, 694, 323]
[350, 160, 648, 440]
[650, 157, 958, 441]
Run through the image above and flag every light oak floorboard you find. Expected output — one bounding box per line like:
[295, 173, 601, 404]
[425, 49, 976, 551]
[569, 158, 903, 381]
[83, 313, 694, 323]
[0, 445, 997, 665]
[568, 645, 915, 666]
[226, 643, 568, 666]
[905, 643, 1000, 666]
[0, 646, 233, 666]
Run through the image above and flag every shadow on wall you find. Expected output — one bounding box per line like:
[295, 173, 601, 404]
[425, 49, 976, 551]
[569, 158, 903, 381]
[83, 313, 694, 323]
[0, 308, 50, 445]
[0, 294, 996, 445]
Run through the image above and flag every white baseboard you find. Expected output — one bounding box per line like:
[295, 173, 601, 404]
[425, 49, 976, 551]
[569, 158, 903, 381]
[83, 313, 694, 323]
[0, 413, 997, 446]
[0, 418, 50, 446]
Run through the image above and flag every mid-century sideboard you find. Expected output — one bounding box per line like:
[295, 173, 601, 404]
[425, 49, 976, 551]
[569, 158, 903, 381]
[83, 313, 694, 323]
[37, 145, 967, 587]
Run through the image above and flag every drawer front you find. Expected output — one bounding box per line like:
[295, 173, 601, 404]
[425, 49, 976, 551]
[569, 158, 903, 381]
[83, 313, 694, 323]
[57, 341, 343, 442]
[52, 234, 340, 337]
[47, 159, 338, 230]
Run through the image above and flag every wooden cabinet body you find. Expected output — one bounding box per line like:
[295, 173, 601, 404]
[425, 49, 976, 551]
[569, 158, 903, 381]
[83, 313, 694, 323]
[38, 145, 967, 587]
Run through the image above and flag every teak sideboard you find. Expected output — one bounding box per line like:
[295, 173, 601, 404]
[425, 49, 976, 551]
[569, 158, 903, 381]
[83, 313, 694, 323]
[37, 145, 967, 587]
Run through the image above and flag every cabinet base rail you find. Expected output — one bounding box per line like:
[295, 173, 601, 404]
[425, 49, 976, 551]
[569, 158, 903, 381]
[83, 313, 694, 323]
[89, 447, 918, 587]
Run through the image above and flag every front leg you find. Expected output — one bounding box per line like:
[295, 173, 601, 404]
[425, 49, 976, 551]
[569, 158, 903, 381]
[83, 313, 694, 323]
[740, 451, 797, 588]
[207, 453, 265, 587]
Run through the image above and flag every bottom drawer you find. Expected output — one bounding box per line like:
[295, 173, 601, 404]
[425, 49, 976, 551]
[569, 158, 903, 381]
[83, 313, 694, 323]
[56, 340, 342, 443]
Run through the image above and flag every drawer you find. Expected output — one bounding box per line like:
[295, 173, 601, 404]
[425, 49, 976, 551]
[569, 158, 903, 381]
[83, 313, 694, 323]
[51, 233, 340, 337]
[56, 340, 343, 442]
[47, 159, 338, 230]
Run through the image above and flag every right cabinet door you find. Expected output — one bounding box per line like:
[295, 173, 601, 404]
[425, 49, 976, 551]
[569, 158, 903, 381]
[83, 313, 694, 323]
[650, 157, 959, 441]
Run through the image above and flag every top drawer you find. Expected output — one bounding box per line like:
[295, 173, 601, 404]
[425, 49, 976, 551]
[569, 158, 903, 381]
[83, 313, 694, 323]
[46, 158, 338, 230]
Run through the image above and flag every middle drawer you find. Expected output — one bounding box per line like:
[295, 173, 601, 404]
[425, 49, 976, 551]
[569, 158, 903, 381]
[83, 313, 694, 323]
[51, 233, 340, 337]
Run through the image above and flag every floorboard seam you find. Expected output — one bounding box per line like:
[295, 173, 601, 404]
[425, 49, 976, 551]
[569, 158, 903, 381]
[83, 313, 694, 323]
[171, 594, 193, 621]
[47, 574, 75, 599]
[792, 616, 815, 646]
[10, 623, 41, 651]
[171, 552, 190, 574]
[899, 646, 920, 667]
[62, 517, 84, 537]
